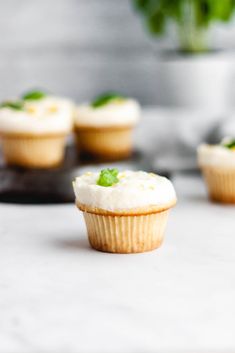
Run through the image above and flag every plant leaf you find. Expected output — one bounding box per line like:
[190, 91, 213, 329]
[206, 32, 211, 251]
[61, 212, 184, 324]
[22, 90, 47, 100]
[223, 139, 235, 149]
[132, 0, 235, 52]
[91, 92, 125, 108]
[97, 168, 119, 187]
[0, 101, 24, 110]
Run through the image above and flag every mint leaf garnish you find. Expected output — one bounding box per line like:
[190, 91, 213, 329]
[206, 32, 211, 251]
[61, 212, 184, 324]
[22, 90, 46, 100]
[97, 168, 119, 187]
[91, 92, 125, 108]
[223, 139, 235, 149]
[0, 101, 24, 111]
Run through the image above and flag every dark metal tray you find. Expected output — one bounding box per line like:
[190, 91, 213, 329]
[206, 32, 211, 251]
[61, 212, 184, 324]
[0, 146, 151, 204]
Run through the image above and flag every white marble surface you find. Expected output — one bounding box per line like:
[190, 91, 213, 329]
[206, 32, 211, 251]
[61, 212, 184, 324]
[1, 174, 235, 353]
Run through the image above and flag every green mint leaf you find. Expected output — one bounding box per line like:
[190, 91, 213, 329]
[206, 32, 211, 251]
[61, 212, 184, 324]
[22, 90, 47, 100]
[91, 92, 125, 108]
[0, 101, 24, 111]
[223, 139, 235, 149]
[97, 168, 119, 187]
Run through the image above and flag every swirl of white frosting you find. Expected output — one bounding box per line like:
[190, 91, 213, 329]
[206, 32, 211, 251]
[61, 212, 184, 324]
[0, 96, 74, 135]
[74, 99, 140, 128]
[198, 143, 235, 168]
[73, 170, 176, 211]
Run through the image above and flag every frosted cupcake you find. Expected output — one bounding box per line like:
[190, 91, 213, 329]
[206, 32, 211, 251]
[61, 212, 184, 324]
[74, 93, 140, 160]
[0, 90, 74, 168]
[198, 138, 235, 203]
[73, 169, 176, 253]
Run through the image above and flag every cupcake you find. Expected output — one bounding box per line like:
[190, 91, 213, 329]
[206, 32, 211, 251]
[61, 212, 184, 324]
[74, 93, 140, 160]
[0, 90, 74, 168]
[198, 138, 235, 203]
[73, 169, 176, 253]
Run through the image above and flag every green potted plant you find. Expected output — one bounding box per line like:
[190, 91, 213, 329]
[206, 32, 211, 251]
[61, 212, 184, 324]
[133, 0, 235, 110]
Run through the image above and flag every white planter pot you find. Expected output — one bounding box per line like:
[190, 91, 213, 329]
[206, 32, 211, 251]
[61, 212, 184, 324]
[155, 52, 234, 112]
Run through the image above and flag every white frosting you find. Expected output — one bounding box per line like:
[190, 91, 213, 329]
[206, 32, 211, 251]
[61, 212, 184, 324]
[73, 170, 176, 211]
[75, 99, 140, 128]
[0, 96, 74, 135]
[198, 143, 235, 168]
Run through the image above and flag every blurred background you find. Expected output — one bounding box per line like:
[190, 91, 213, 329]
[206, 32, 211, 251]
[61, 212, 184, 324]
[1, 0, 235, 199]
[0, 0, 234, 105]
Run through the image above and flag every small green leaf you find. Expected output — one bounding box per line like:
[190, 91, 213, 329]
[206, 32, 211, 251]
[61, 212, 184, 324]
[22, 90, 47, 100]
[97, 168, 119, 187]
[0, 100, 24, 111]
[223, 139, 235, 149]
[91, 92, 125, 108]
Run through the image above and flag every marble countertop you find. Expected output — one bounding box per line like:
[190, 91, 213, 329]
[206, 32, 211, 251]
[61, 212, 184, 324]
[1, 174, 235, 353]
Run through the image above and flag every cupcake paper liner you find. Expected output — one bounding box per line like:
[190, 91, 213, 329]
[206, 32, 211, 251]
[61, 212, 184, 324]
[75, 126, 133, 159]
[202, 166, 235, 203]
[82, 209, 170, 253]
[1, 133, 66, 168]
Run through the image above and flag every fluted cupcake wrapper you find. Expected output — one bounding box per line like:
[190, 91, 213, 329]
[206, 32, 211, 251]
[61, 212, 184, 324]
[83, 210, 169, 253]
[202, 166, 235, 204]
[1, 133, 66, 168]
[75, 126, 133, 159]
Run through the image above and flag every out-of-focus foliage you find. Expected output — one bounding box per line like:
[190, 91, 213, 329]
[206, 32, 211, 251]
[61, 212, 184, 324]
[133, 0, 235, 52]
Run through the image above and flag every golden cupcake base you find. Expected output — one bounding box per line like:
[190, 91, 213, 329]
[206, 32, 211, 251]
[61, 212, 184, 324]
[201, 166, 235, 204]
[77, 202, 176, 253]
[75, 125, 133, 160]
[1, 133, 66, 168]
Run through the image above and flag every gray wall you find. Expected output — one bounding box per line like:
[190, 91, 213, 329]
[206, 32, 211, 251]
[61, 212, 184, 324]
[0, 0, 234, 105]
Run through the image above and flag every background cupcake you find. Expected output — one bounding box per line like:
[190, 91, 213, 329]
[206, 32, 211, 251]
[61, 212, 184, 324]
[0, 90, 74, 168]
[198, 138, 235, 203]
[73, 169, 176, 253]
[74, 93, 140, 160]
